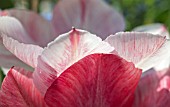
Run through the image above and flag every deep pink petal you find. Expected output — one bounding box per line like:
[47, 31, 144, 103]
[7, 9, 54, 47]
[33, 29, 114, 96]
[105, 32, 170, 72]
[133, 68, 170, 107]
[2, 34, 43, 68]
[0, 67, 47, 107]
[44, 54, 141, 107]
[53, 0, 125, 39]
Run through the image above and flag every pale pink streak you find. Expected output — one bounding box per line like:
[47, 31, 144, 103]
[0, 67, 47, 107]
[44, 54, 142, 107]
[52, 0, 125, 39]
[133, 24, 170, 71]
[33, 28, 114, 96]
[105, 32, 170, 72]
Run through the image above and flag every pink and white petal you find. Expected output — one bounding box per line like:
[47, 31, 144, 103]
[2, 34, 43, 68]
[133, 68, 170, 107]
[53, 0, 125, 39]
[0, 16, 33, 44]
[0, 67, 47, 107]
[45, 54, 142, 107]
[33, 28, 114, 96]
[0, 40, 31, 70]
[7, 9, 55, 47]
[105, 32, 170, 72]
[133, 23, 170, 39]
[133, 24, 170, 71]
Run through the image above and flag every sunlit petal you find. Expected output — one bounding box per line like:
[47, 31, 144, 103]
[45, 54, 141, 107]
[33, 29, 114, 96]
[105, 32, 170, 72]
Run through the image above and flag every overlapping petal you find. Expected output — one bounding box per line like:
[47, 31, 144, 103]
[0, 40, 29, 68]
[0, 17, 43, 69]
[52, 0, 125, 39]
[0, 0, 125, 69]
[133, 24, 170, 71]
[6, 9, 54, 47]
[133, 68, 170, 107]
[45, 54, 142, 107]
[105, 32, 170, 72]
[33, 28, 114, 95]
[0, 67, 47, 107]
[0, 16, 32, 43]
[2, 34, 43, 68]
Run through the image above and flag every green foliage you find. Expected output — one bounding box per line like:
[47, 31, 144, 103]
[108, 0, 170, 31]
[0, 68, 5, 87]
[0, 0, 14, 9]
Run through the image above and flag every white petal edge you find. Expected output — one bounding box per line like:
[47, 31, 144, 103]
[2, 34, 43, 68]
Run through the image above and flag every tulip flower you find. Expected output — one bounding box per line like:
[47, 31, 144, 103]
[0, 15, 170, 106]
[0, 0, 125, 70]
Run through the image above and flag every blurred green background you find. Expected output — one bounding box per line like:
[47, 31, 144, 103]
[0, 0, 170, 84]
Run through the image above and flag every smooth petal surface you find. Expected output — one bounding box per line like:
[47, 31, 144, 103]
[133, 68, 170, 107]
[2, 34, 43, 68]
[33, 29, 114, 95]
[45, 54, 142, 107]
[133, 23, 169, 39]
[53, 0, 125, 39]
[0, 67, 47, 107]
[7, 9, 54, 47]
[105, 32, 170, 72]
[0, 16, 32, 43]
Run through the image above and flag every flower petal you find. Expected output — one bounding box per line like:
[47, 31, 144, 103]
[2, 34, 43, 68]
[44, 54, 141, 107]
[133, 68, 170, 107]
[0, 40, 29, 69]
[6, 9, 54, 47]
[133, 24, 170, 71]
[33, 28, 114, 95]
[105, 32, 170, 72]
[0, 67, 47, 107]
[52, 0, 125, 39]
[0, 16, 33, 43]
[133, 23, 169, 39]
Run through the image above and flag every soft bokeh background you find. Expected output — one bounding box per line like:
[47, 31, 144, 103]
[0, 0, 170, 84]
